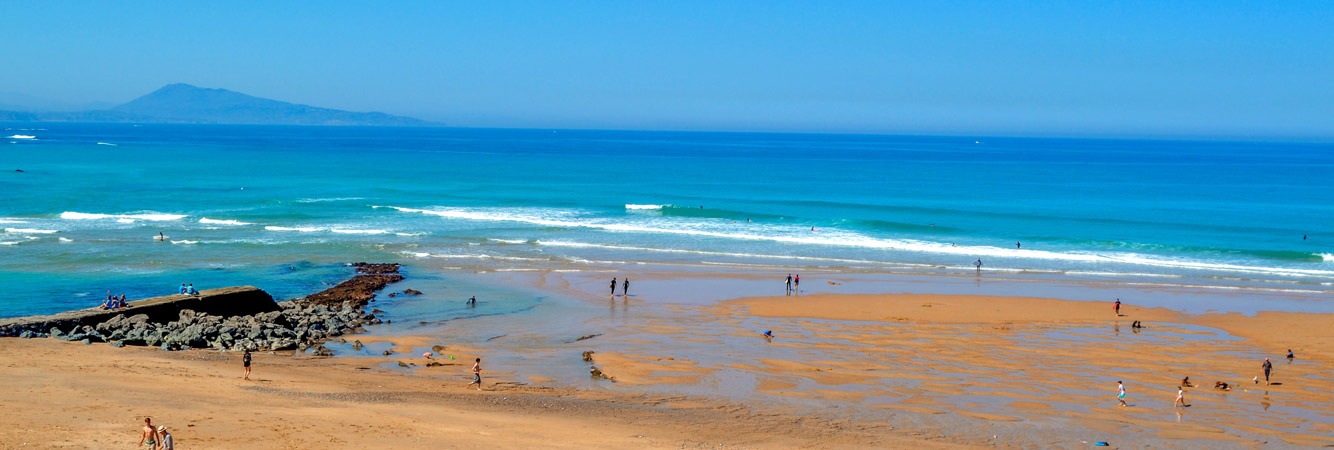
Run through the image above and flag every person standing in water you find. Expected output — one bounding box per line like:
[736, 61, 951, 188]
[622, 278, 629, 297]
[1016, 241, 1021, 249]
[974, 259, 983, 271]
[467, 295, 476, 306]
[610, 278, 617, 296]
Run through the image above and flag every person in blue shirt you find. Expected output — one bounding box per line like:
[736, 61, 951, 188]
[179, 283, 187, 294]
[187, 284, 199, 295]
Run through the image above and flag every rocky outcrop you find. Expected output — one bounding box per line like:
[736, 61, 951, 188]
[0, 286, 278, 338]
[301, 263, 403, 308]
[1, 263, 403, 352]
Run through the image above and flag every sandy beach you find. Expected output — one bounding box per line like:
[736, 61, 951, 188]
[0, 336, 965, 449]
[3, 270, 1333, 449]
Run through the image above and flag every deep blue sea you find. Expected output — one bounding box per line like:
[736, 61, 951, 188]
[2, 123, 1331, 318]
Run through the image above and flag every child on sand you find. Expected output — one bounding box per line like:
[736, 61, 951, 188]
[467, 358, 483, 390]
[1174, 387, 1186, 407]
[1117, 381, 1127, 406]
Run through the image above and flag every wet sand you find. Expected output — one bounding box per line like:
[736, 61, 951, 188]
[0, 337, 967, 449]
[4, 268, 1333, 448]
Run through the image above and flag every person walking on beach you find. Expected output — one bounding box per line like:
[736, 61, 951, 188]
[467, 357, 483, 390]
[242, 349, 252, 381]
[1114, 299, 1121, 316]
[785, 274, 792, 295]
[1174, 387, 1187, 407]
[1262, 357, 1273, 384]
[610, 278, 617, 296]
[974, 259, 983, 271]
[139, 417, 159, 449]
[622, 278, 629, 297]
[794, 274, 800, 294]
[1117, 381, 1128, 406]
[157, 425, 174, 450]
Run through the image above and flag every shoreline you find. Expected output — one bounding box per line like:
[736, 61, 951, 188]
[4, 267, 1333, 448]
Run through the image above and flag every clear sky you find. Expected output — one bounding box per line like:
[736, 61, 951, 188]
[1, 1, 1331, 139]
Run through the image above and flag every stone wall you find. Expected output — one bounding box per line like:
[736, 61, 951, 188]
[0, 286, 278, 337]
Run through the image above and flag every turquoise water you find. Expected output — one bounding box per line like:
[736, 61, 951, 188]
[2, 123, 1332, 317]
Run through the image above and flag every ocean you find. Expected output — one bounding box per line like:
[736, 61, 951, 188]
[2, 123, 1331, 318]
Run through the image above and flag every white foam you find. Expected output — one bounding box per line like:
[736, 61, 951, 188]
[97, 142, 117, 146]
[536, 240, 888, 265]
[7, 135, 35, 139]
[0, 219, 28, 224]
[265, 226, 324, 233]
[199, 217, 253, 226]
[330, 228, 389, 235]
[625, 204, 665, 210]
[488, 238, 528, 244]
[61, 211, 186, 221]
[58, 237, 73, 243]
[0, 241, 19, 246]
[4, 228, 57, 234]
[1323, 253, 1334, 262]
[170, 240, 199, 245]
[395, 232, 426, 237]
[383, 205, 1334, 279]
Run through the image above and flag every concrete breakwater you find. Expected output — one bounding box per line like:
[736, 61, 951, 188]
[0, 263, 402, 351]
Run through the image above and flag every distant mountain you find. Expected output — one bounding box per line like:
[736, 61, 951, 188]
[0, 84, 439, 127]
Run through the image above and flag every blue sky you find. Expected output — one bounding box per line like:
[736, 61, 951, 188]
[1, 1, 1331, 139]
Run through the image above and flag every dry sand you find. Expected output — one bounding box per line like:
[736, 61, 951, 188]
[0, 337, 973, 449]
[5, 277, 1333, 449]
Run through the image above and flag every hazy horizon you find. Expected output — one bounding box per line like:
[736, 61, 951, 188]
[2, 1, 1331, 140]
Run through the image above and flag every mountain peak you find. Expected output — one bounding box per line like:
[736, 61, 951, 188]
[102, 84, 438, 127]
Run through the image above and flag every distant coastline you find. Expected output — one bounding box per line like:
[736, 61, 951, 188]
[0, 83, 440, 127]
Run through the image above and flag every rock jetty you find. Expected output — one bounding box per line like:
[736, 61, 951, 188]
[0, 263, 404, 351]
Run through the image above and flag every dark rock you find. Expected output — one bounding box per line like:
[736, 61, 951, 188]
[402, 289, 422, 295]
[81, 338, 92, 345]
[382, 350, 394, 356]
[582, 350, 596, 362]
[351, 340, 363, 350]
[109, 340, 125, 348]
[575, 334, 602, 342]
[351, 262, 401, 275]
[19, 330, 34, 339]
